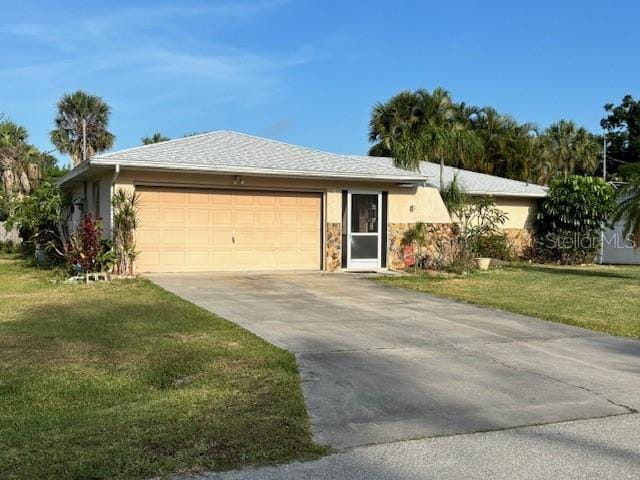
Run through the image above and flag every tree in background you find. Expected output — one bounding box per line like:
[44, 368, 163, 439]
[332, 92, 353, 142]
[0, 117, 63, 219]
[542, 120, 600, 178]
[368, 88, 482, 172]
[536, 176, 616, 264]
[613, 177, 640, 250]
[601, 95, 640, 179]
[368, 88, 601, 184]
[141, 132, 170, 145]
[50, 91, 115, 166]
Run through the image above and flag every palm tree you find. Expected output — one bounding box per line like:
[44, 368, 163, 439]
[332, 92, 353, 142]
[368, 88, 482, 173]
[141, 132, 170, 145]
[542, 120, 600, 178]
[0, 120, 46, 197]
[50, 91, 115, 166]
[614, 179, 640, 250]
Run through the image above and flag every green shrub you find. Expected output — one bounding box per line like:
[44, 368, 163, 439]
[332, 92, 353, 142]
[474, 233, 512, 260]
[536, 175, 616, 264]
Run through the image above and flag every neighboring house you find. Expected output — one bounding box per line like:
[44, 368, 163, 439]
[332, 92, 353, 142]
[598, 192, 640, 265]
[354, 156, 548, 256]
[598, 218, 640, 264]
[57, 131, 450, 273]
[57, 131, 548, 273]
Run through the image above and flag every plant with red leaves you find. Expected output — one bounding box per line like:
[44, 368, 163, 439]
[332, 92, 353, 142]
[67, 214, 103, 272]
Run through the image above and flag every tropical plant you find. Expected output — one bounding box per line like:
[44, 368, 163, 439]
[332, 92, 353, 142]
[368, 88, 483, 172]
[440, 173, 469, 214]
[3, 181, 74, 258]
[0, 118, 58, 199]
[66, 214, 103, 272]
[612, 178, 640, 250]
[536, 176, 616, 264]
[112, 188, 140, 275]
[542, 120, 600, 178]
[455, 197, 509, 257]
[368, 87, 604, 185]
[601, 95, 640, 167]
[96, 240, 117, 272]
[50, 91, 115, 166]
[141, 132, 170, 145]
[473, 233, 512, 260]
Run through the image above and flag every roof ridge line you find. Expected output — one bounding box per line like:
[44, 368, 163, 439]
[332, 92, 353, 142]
[228, 130, 390, 166]
[93, 130, 224, 159]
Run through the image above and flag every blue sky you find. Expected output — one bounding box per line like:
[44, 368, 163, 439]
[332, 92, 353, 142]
[1, 0, 639, 166]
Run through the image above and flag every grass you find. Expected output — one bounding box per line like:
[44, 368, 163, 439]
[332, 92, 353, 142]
[0, 255, 325, 480]
[375, 263, 640, 338]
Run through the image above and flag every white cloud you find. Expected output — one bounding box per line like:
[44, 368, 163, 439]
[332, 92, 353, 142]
[0, 0, 309, 106]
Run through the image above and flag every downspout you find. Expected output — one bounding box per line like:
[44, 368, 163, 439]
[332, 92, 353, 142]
[109, 164, 120, 239]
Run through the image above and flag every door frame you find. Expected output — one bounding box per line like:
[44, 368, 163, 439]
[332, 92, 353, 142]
[346, 190, 382, 270]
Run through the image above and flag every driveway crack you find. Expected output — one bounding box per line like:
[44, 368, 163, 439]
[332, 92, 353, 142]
[456, 344, 638, 414]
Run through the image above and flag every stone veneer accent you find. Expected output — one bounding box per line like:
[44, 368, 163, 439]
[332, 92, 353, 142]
[326, 223, 532, 272]
[326, 222, 342, 272]
[388, 223, 456, 270]
[503, 228, 535, 258]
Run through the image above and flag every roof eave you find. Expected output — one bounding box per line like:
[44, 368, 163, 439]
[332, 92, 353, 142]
[466, 190, 548, 198]
[56, 162, 91, 187]
[89, 159, 428, 183]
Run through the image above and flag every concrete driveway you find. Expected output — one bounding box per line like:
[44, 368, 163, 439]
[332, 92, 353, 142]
[150, 272, 640, 449]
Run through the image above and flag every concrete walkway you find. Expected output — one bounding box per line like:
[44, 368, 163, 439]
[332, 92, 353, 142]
[150, 272, 640, 451]
[183, 414, 640, 480]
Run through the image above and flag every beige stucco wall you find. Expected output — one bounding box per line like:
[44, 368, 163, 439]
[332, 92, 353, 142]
[389, 186, 451, 224]
[491, 197, 539, 229]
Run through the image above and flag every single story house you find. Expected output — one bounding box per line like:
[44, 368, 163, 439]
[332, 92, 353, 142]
[57, 130, 546, 273]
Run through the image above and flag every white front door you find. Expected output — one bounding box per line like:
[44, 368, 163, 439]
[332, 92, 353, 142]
[347, 191, 381, 270]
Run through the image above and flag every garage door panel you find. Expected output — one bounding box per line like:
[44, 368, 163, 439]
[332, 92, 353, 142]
[138, 250, 161, 267]
[256, 195, 278, 206]
[137, 229, 161, 245]
[187, 209, 210, 225]
[235, 194, 257, 206]
[212, 210, 232, 225]
[164, 208, 186, 224]
[163, 229, 186, 245]
[136, 188, 321, 272]
[187, 230, 209, 246]
[234, 210, 256, 225]
[211, 249, 234, 266]
[280, 211, 300, 225]
[211, 229, 232, 246]
[140, 207, 161, 224]
[186, 250, 209, 265]
[210, 193, 233, 206]
[256, 211, 277, 225]
[163, 250, 186, 266]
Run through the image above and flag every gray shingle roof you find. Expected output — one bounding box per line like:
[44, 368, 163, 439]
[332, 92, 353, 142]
[351, 156, 548, 198]
[89, 130, 427, 182]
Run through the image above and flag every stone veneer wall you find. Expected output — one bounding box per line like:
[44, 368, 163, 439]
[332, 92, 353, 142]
[503, 228, 535, 258]
[326, 222, 342, 271]
[388, 223, 456, 270]
[326, 223, 533, 272]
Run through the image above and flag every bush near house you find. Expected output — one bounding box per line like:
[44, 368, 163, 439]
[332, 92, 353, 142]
[404, 196, 509, 272]
[536, 175, 616, 264]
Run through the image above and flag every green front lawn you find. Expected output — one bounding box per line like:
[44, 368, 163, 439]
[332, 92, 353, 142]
[0, 255, 324, 480]
[376, 263, 640, 338]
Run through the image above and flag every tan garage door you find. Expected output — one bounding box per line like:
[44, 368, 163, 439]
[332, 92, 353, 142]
[136, 187, 322, 272]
